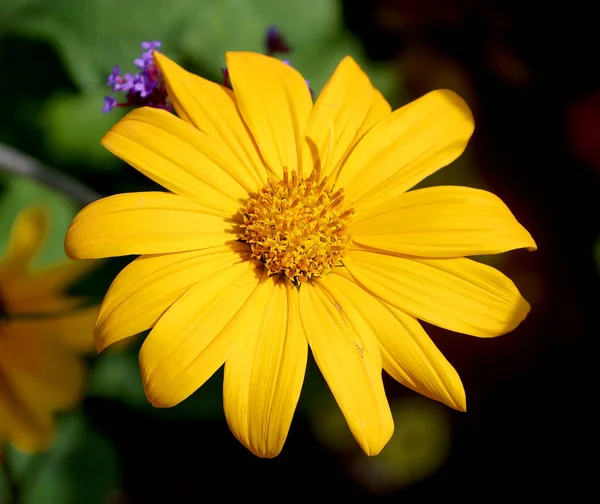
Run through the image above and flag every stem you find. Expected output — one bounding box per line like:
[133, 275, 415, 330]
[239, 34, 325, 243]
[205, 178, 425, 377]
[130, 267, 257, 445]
[0, 142, 101, 205]
[0, 444, 20, 504]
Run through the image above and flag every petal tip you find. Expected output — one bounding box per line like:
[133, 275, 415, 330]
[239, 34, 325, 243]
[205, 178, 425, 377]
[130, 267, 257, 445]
[360, 427, 394, 457]
[451, 393, 467, 412]
[431, 88, 475, 134]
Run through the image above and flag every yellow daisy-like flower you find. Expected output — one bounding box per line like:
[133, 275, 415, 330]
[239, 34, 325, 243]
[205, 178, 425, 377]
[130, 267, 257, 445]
[65, 52, 536, 457]
[0, 208, 97, 452]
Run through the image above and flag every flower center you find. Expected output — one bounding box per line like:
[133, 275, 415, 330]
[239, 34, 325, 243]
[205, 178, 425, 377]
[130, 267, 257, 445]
[240, 168, 354, 284]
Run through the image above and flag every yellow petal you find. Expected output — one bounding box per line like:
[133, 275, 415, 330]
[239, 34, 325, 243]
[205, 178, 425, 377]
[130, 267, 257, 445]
[329, 270, 465, 410]
[43, 305, 99, 352]
[0, 378, 54, 453]
[5, 259, 97, 315]
[139, 261, 262, 407]
[304, 56, 375, 179]
[3, 307, 98, 354]
[0, 207, 47, 279]
[352, 186, 537, 256]
[223, 276, 307, 458]
[154, 52, 268, 189]
[226, 51, 312, 178]
[65, 192, 234, 259]
[353, 88, 392, 142]
[344, 250, 530, 337]
[101, 107, 250, 210]
[299, 280, 394, 456]
[0, 322, 85, 412]
[96, 244, 250, 352]
[336, 90, 475, 214]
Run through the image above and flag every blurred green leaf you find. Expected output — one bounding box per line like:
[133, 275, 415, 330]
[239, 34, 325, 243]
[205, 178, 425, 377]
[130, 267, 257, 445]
[352, 398, 451, 491]
[179, 0, 396, 97]
[88, 344, 149, 409]
[0, 175, 76, 268]
[4, 412, 119, 504]
[89, 338, 225, 420]
[7, 0, 191, 91]
[6, 0, 397, 99]
[40, 91, 124, 171]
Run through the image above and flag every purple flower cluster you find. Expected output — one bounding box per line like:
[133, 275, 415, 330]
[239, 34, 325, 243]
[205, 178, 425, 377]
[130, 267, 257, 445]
[102, 41, 172, 113]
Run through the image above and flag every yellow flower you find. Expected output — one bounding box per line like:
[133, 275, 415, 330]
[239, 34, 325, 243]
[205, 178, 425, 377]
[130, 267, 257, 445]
[65, 52, 536, 457]
[0, 208, 97, 452]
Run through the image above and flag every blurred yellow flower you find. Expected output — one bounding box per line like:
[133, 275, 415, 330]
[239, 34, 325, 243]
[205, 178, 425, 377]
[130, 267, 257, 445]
[0, 208, 97, 452]
[65, 51, 535, 457]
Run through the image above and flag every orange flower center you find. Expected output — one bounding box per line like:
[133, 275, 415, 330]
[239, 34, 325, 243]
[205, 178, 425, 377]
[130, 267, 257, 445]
[240, 168, 354, 284]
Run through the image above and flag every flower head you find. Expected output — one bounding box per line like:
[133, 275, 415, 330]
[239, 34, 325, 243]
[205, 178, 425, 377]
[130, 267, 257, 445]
[66, 51, 536, 458]
[102, 41, 171, 113]
[1, 208, 97, 452]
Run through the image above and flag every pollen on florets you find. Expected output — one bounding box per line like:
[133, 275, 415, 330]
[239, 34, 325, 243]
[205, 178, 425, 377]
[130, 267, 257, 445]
[102, 41, 172, 113]
[240, 168, 354, 285]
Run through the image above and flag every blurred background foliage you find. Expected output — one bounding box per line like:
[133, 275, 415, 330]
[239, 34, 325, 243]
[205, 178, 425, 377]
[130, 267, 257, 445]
[0, 0, 598, 502]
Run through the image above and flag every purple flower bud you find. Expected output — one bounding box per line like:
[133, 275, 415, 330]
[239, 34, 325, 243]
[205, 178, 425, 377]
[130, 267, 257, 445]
[133, 57, 146, 69]
[221, 67, 231, 89]
[114, 73, 137, 92]
[265, 26, 290, 56]
[135, 74, 158, 98]
[102, 96, 118, 113]
[107, 65, 121, 88]
[141, 41, 162, 51]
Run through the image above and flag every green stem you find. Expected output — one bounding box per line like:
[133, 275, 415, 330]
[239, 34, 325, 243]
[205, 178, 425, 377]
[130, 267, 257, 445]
[0, 142, 101, 205]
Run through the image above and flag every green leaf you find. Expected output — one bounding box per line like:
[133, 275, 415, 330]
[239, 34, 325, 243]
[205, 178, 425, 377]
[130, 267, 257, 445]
[40, 90, 124, 171]
[89, 338, 225, 420]
[7, 0, 191, 91]
[5, 0, 399, 100]
[0, 175, 77, 268]
[179, 0, 397, 97]
[88, 341, 149, 409]
[5, 412, 120, 504]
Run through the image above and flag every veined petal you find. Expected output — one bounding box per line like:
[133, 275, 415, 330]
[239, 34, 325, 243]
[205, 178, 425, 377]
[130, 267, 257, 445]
[352, 186, 537, 256]
[65, 192, 235, 259]
[0, 207, 47, 279]
[139, 261, 262, 407]
[226, 52, 312, 178]
[154, 52, 268, 188]
[299, 280, 393, 456]
[329, 88, 392, 184]
[224, 275, 307, 458]
[336, 90, 475, 213]
[344, 250, 530, 337]
[329, 270, 466, 410]
[304, 56, 375, 179]
[96, 244, 250, 352]
[101, 107, 249, 209]
[353, 88, 392, 142]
